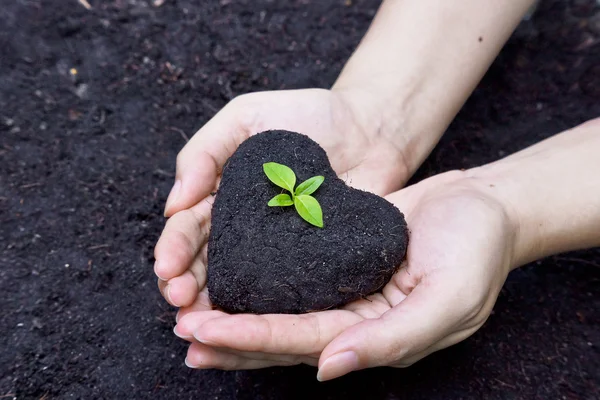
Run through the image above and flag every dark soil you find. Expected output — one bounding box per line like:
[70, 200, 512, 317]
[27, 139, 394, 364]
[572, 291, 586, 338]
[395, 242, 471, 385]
[207, 130, 408, 314]
[0, 0, 599, 399]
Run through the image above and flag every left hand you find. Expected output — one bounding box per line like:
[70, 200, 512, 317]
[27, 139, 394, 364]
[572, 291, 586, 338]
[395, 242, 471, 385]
[173, 170, 516, 380]
[153, 88, 413, 309]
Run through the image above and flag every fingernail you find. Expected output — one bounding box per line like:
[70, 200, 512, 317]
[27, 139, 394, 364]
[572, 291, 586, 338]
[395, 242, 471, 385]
[184, 357, 196, 368]
[154, 260, 167, 281]
[173, 325, 192, 339]
[185, 356, 211, 369]
[164, 180, 182, 216]
[166, 285, 181, 307]
[317, 351, 359, 382]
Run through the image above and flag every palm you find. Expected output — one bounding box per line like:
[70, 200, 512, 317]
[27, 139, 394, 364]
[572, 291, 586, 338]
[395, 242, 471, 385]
[204, 89, 407, 195]
[175, 172, 513, 371]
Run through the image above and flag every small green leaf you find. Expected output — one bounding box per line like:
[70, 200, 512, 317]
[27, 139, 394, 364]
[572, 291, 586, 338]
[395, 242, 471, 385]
[294, 195, 324, 228]
[295, 175, 324, 196]
[268, 194, 294, 207]
[263, 162, 296, 193]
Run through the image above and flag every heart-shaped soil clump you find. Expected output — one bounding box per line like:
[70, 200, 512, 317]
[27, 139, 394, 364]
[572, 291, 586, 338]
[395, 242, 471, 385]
[207, 130, 408, 314]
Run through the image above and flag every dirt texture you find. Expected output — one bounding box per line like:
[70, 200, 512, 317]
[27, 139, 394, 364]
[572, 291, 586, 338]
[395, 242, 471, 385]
[207, 130, 408, 314]
[0, 0, 599, 399]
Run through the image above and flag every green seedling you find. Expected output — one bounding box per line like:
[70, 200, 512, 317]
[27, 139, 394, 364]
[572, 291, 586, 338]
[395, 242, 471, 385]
[263, 162, 324, 228]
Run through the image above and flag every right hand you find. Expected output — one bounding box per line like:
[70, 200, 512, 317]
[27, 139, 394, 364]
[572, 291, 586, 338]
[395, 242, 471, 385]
[174, 170, 515, 377]
[154, 88, 412, 308]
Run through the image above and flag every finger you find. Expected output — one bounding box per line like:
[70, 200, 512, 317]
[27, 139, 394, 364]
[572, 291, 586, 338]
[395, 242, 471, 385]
[154, 200, 211, 281]
[185, 340, 317, 367]
[341, 293, 394, 319]
[166, 248, 209, 308]
[162, 271, 199, 307]
[190, 245, 208, 290]
[185, 342, 298, 370]
[174, 310, 228, 340]
[387, 260, 420, 301]
[381, 281, 409, 307]
[164, 103, 249, 217]
[190, 310, 363, 356]
[158, 277, 187, 307]
[175, 287, 213, 323]
[214, 347, 318, 366]
[317, 275, 475, 381]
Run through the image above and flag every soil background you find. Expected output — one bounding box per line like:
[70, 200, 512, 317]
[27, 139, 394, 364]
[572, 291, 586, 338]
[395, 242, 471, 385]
[1, 0, 599, 399]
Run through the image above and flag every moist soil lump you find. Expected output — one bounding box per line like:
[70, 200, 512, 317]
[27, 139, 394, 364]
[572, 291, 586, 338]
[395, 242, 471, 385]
[207, 130, 408, 314]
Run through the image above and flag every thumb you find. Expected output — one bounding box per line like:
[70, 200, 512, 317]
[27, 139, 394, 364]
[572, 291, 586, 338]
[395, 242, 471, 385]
[317, 276, 474, 381]
[164, 105, 248, 217]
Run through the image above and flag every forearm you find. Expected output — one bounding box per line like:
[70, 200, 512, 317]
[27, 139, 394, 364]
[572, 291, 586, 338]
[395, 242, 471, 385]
[333, 0, 536, 175]
[472, 118, 600, 268]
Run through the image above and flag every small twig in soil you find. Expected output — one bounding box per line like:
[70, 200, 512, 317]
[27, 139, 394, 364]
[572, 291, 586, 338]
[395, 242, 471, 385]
[169, 127, 189, 142]
[107, 77, 131, 91]
[20, 182, 42, 189]
[201, 99, 218, 114]
[0, 394, 16, 399]
[493, 378, 516, 390]
[88, 244, 109, 250]
[96, 108, 106, 125]
[251, 182, 269, 190]
[154, 169, 174, 178]
[77, 0, 92, 10]
[153, 380, 167, 392]
[520, 360, 529, 381]
[575, 37, 600, 52]
[575, 358, 585, 381]
[156, 310, 177, 323]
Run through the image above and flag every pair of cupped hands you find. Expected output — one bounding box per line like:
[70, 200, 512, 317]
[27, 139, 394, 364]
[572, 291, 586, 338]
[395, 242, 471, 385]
[154, 88, 514, 381]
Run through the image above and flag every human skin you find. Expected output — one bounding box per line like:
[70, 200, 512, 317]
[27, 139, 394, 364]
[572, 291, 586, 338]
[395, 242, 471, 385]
[174, 117, 600, 380]
[154, 0, 537, 313]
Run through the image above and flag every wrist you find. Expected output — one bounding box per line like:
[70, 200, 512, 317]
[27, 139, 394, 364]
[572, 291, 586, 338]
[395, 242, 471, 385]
[331, 82, 445, 185]
[466, 165, 540, 271]
[468, 119, 600, 270]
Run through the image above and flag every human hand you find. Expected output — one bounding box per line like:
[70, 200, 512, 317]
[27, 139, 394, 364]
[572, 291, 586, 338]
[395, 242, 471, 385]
[173, 170, 517, 379]
[154, 88, 412, 308]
